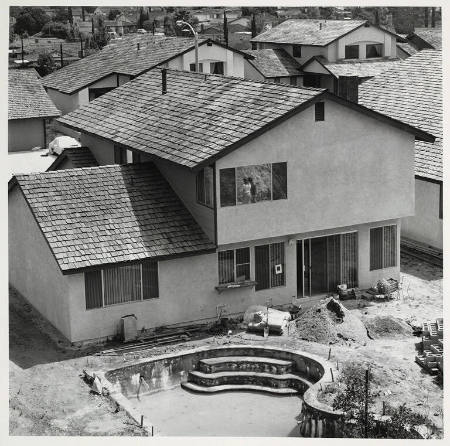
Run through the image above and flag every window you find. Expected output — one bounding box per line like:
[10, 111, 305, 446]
[220, 163, 287, 207]
[303, 74, 321, 88]
[114, 145, 126, 164]
[290, 76, 297, 86]
[84, 260, 159, 309]
[345, 44, 359, 59]
[196, 166, 214, 208]
[132, 151, 141, 163]
[210, 61, 224, 75]
[273, 77, 280, 83]
[255, 242, 285, 291]
[366, 44, 382, 58]
[218, 247, 250, 284]
[88, 87, 115, 101]
[315, 102, 325, 121]
[370, 225, 397, 270]
[292, 45, 302, 58]
[189, 62, 204, 72]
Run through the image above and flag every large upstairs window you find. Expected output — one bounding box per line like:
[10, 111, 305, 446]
[345, 44, 359, 59]
[366, 44, 383, 58]
[219, 162, 287, 207]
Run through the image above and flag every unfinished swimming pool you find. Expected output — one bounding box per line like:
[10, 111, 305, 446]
[89, 344, 342, 437]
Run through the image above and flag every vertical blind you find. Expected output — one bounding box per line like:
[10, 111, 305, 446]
[370, 225, 397, 271]
[383, 225, 397, 268]
[326, 235, 341, 291]
[103, 264, 141, 306]
[370, 227, 383, 271]
[85, 270, 103, 310]
[341, 232, 358, 288]
[218, 250, 234, 284]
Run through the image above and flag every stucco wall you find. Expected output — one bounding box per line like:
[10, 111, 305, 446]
[46, 88, 79, 115]
[244, 60, 266, 81]
[402, 178, 443, 249]
[8, 118, 45, 151]
[9, 187, 72, 339]
[80, 133, 116, 165]
[215, 98, 415, 246]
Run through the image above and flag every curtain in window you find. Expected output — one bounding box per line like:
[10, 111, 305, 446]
[383, 225, 397, 268]
[103, 264, 141, 305]
[218, 250, 234, 284]
[270, 242, 285, 288]
[341, 232, 358, 288]
[370, 227, 383, 271]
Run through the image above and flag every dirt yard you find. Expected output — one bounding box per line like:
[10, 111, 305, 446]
[9, 252, 443, 436]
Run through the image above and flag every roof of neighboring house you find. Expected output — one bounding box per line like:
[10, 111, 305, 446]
[396, 42, 418, 57]
[10, 163, 216, 273]
[8, 149, 57, 177]
[244, 48, 302, 78]
[8, 69, 60, 120]
[42, 36, 252, 94]
[303, 56, 402, 79]
[409, 28, 442, 50]
[251, 19, 368, 46]
[359, 50, 442, 181]
[57, 68, 434, 170]
[47, 147, 98, 171]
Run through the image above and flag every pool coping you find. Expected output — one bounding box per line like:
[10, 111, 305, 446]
[84, 344, 344, 436]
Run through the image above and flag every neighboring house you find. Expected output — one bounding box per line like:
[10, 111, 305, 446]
[359, 50, 442, 250]
[252, 19, 400, 90]
[9, 68, 434, 343]
[8, 69, 60, 152]
[105, 13, 137, 36]
[243, 49, 303, 85]
[42, 35, 253, 116]
[405, 27, 441, 50]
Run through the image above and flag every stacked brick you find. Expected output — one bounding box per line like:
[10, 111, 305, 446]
[415, 318, 443, 376]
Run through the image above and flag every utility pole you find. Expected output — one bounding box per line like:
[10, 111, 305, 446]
[223, 10, 228, 47]
[364, 368, 369, 438]
[21, 36, 24, 65]
[80, 36, 83, 58]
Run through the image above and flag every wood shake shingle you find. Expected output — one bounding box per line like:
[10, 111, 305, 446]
[244, 49, 302, 78]
[12, 163, 216, 272]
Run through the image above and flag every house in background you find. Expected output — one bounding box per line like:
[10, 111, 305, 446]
[42, 35, 253, 117]
[251, 19, 401, 91]
[9, 68, 434, 343]
[405, 27, 441, 50]
[359, 50, 442, 251]
[243, 49, 303, 85]
[104, 12, 137, 36]
[8, 69, 60, 152]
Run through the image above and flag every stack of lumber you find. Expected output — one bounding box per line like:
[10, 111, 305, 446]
[415, 318, 444, 376]
[401, 237, 443, 267]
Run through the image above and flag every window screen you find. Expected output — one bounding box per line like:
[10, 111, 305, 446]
[315, 102, 325, 121]
[366, 44, 382, 58]
[218, 250, 234, 284]
[85, 270, 103, 309]
[345, 45, 359, 59]
[272, 162, 287, 200]
[220, 168, 236, 207]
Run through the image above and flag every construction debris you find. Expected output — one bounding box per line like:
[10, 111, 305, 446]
[243, 305, 291, 335]
[288, 297, 369, 345]
[415, 318, 443, 376]
[363, 315, 413, 339]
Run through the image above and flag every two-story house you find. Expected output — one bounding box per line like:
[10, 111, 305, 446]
[42, 35, 253, 117]
[9, 69, 434, 344]
[359, 50, 442, 251]
[250, 19, 401, 91]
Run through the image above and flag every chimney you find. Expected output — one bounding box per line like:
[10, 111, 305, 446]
[162, 68, 167, 94]
[338, 76, 359, 103]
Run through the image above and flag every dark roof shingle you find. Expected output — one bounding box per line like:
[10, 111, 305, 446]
[57, 69, 324, 168]
[251, 19, 366, 46]
[42, 35, 205, 94]
[359, 50, 442, 181]
[9, 69, 60, 120]
[47, 147, 99, 171]
[13, 163, 216, 272]
[244, 48, 302, 78]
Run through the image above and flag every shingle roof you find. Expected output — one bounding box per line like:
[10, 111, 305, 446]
[57, 69, 324, 168]
[251, 19, 367, 46]
[8, 69, 60, 120]
[396, 42, 418, 57]
[42, 35, 206, 94]
[359, 50, 442, 181]
[244, 49, 302, 78]
[47, 147, 98, 171]
[322, 58, 402, 79]
[12, 163, 216, 272]
[411, 28, 442, 50]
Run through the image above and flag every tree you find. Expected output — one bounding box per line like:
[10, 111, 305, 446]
[68, 7, 73, 25]
[142, 20, 155, 33]
[36, 52, 56, 76]
[14, 7, 51, 36]
[41, 22, 68, 39]
[81, 7, 85, 22]
[251, 14, 257, 38]
[53, 7, 69, 24]
[108, 9, 122, 21]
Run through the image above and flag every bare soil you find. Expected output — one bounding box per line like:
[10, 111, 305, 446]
[9, 252, 443, 436]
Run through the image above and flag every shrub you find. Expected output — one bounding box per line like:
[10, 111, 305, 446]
[41, 21, 68, 39]
[36, 53, 56, 76]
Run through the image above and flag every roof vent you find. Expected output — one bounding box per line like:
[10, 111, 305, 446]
[162, 68, 167, 95]
[137, 43, 140, 50]
[319, 23, 322, 30]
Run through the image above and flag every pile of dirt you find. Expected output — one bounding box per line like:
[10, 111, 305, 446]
[288, 297, 369, 346]
[363, 315, 413, 339]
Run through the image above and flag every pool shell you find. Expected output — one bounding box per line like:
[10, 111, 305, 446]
[89, 344, 343, 437]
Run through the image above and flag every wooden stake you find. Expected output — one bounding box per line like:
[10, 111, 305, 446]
[328, 347, 331, 360]
[330, 368, 334, 382]
[140, 415, 144, 428]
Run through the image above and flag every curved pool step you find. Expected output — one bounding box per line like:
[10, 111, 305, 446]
[187, 370, 311, 394]
[198, 356, 293, 374]
[181, 381, 298, 395]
